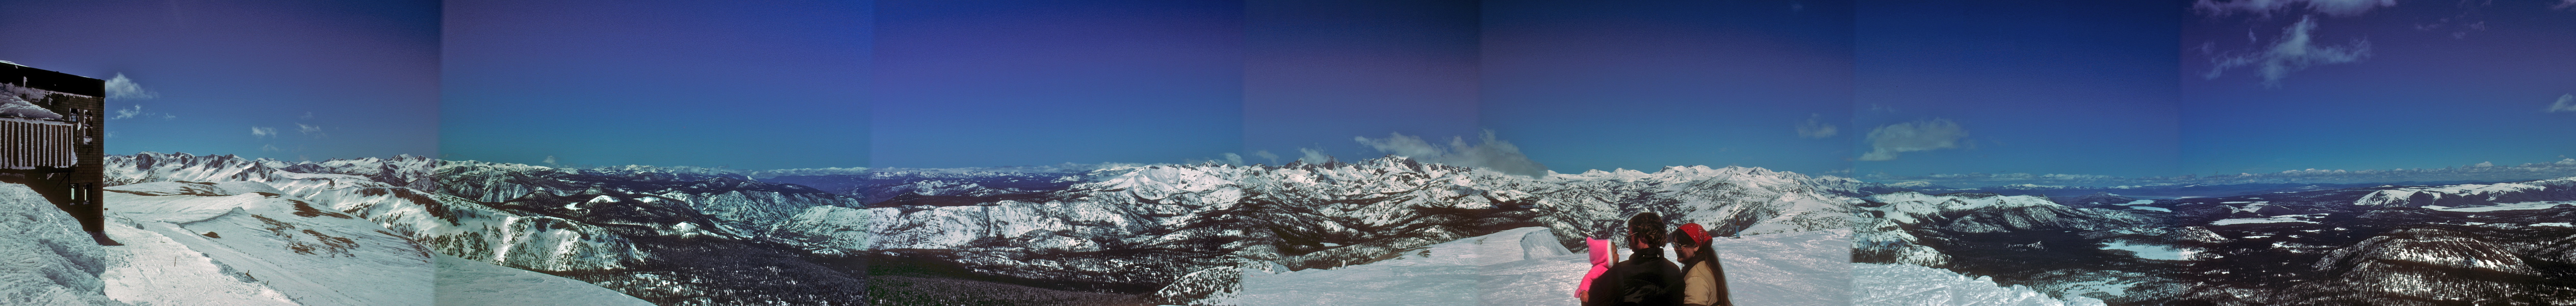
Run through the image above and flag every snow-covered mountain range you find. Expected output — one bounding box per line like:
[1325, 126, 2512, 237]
[104, 152, 872, 305]
[837, 157, 1862, 303]
[83, 151, 2574, 305]
[1857, 176, 2576, 305]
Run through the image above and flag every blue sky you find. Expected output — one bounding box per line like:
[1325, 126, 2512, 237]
[870, 0, 1243, 168]
[440, 0, 871, 169]
[0, 0, 440, 161]
[2180, 0, 2576, 175]
[1849, 0, 2185, 178]
[1241, 0, 1483, 165]
[16, 0, 2570, 178]
[1482, 0, 1857, 174]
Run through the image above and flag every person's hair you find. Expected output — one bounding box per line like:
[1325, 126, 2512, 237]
[1669, 228, 1697, 247]
[1627, 212, 1665, 247]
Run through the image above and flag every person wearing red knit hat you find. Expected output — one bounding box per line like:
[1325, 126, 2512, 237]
[1670, 223, 1732, 306]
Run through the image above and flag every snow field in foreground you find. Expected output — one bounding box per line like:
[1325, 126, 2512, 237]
[1224, 227, 1852, 306]
[433, 254, 652, 306]
[1852, 263, 2105, 306]
[102, 182, 432, 306]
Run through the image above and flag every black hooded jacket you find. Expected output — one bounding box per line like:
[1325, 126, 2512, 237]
[1585, 247, 1685, 306]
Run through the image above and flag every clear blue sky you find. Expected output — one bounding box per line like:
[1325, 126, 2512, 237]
[440, 0, 872, 169]
[0, 0, 440, 161]
[870, 0, 1243, 168]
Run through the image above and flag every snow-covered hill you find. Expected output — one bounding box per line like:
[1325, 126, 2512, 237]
[102, 181, 433, 306]
[104, 153, 873, 305]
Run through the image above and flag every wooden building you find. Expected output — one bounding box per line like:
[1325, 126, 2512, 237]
[2, 62, 109, 245]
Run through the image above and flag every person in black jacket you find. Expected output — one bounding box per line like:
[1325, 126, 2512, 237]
[1585, 213, 1685, 306]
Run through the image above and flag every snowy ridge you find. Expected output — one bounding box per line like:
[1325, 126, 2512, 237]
[107, 152, 438, 191]
[1854, 192, 2065, 267]
[312, 187, 646, 272]
[2351, 176, 2576, 207]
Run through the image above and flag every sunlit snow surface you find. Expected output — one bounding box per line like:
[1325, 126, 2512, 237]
[2428, 201, 2576, 212]
[1216, 228, 1851, 306]
[433, 254, 652, 306]
[1852, 264, 2106, 306]
[101, 181, 433, 306]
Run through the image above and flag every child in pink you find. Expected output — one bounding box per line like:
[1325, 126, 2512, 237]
[1577, 237, 1615, 301]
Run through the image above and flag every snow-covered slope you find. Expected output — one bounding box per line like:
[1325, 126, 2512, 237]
[1202, 227, 1849, 306]
[0, 183, 124, 305]
[102, 181, 433, 306]
[1852, 263, 2105, 306]
[432, 254, 653, 306]
[106, 155, 876, 305]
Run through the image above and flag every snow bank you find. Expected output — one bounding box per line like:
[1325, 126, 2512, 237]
[0, 183, 125, 305]
[433, 254, 651, 306]
[1852, 263, 2105, 306]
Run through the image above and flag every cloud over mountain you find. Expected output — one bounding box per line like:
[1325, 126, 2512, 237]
[1860, 119, 1968, 161]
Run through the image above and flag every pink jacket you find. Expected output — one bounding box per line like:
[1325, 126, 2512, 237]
[1578, 237, 1615, 297]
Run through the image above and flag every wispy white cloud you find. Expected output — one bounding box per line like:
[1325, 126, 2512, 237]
[298, 112, 315, 120]
[543, 156, 559, 166]
[1252, 150, 1280, 164]
[2557, 0, 2575, 10]
[261, 144, 281, 152]
[2549, 94, 2576, 113]
[111, 105, 141, 119]
[1860, 118, 1969, 161]
[295, 123, 325, 137]
[2193, 0, 2395, 17]
[1297, 148, 1332, 164]
[1353, 131, 1551, 176]
[110, 105, 176, 120]
[251, 126, 276, 138]
[2204, 16, 2371, 88]
[1796, 113, 1839, 139]
[1220, 152, 1244, 166]
[105, 73, 156, 100]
